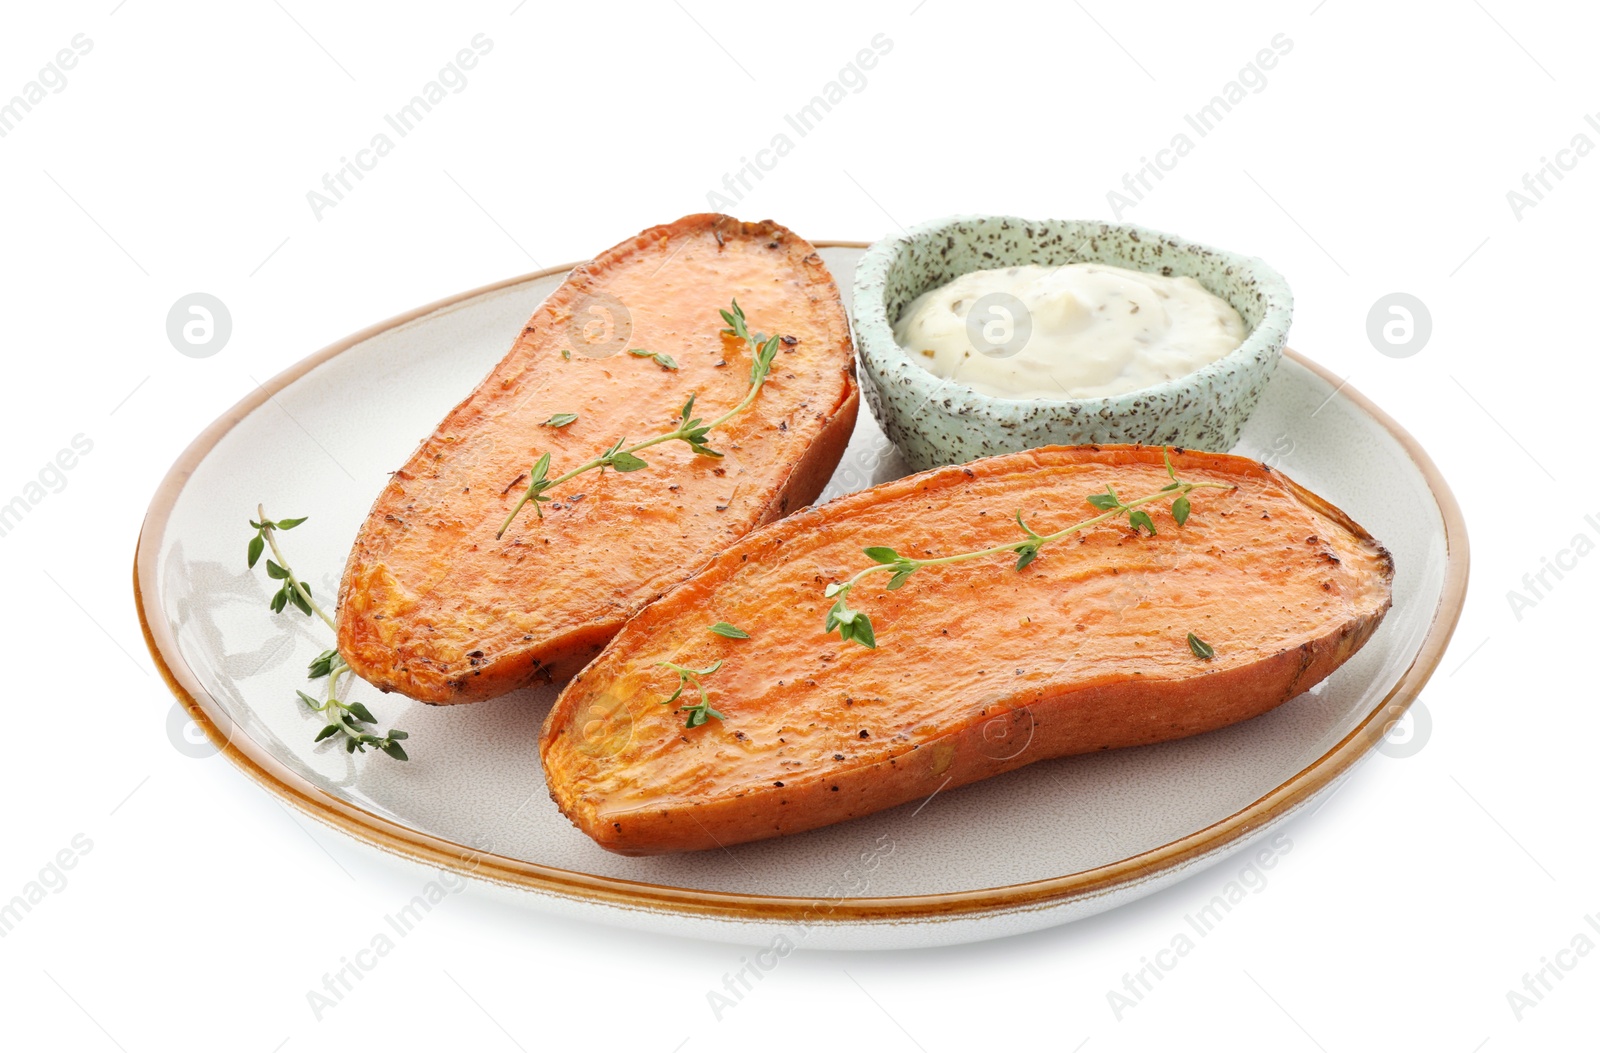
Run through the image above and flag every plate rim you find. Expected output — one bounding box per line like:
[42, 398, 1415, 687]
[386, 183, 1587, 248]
[133, 243, 1470, 926]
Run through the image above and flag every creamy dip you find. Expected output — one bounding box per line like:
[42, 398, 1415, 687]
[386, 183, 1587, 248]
[893, 263, 1247, 400]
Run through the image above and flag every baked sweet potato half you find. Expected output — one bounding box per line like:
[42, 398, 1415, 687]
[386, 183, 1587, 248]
[337, 214, 858, 703]
[542, 445, 1394, 855]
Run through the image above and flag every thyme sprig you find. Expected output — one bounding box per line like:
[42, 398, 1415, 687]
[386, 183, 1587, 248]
[822, 450, 1234, 650]
[628, 348, 679, 371]
[658, 659, 725, 729]
[497, 299, 782, 539]
[249, 507, 409, 759]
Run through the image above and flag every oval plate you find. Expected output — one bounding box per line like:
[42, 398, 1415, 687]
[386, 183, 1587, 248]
[135, 244, 1467, 950]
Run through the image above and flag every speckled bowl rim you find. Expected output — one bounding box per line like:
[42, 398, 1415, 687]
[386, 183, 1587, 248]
[852, 215, 1295, 412]
[134, 244, 1467, 931]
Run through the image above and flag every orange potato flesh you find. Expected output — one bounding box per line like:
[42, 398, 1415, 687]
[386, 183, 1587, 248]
[337, 215, 858, 703]
[542, 445, 1394, 855]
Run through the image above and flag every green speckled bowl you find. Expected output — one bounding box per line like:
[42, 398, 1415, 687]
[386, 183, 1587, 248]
[852, 216, 1294, 471]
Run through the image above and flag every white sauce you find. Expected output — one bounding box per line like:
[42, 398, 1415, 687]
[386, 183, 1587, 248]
[893, 263, 1246, 400]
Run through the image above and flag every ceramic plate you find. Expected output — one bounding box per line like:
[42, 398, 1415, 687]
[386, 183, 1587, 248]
[135, 244, 1467, 950]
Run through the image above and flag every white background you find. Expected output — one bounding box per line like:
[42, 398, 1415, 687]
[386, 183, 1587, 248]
[1, 0, 1594, 1049]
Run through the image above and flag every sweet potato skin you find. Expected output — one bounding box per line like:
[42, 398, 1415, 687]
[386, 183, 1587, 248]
[336, 215, 858, 704]
[541, 445, 1394, 855]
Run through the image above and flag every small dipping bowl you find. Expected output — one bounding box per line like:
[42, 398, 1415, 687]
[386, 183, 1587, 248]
[851, 215, 1294, 472]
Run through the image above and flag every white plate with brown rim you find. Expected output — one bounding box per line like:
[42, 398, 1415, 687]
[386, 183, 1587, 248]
[134, 243, 1468, 950]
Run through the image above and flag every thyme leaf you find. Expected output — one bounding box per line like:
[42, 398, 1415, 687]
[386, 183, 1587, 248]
[657, 660, 726, 728]
[628, 348, 679, 371]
